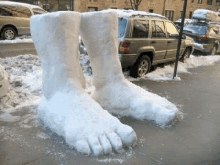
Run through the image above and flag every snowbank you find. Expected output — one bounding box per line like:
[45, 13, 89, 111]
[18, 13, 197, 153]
[0, 38, 33, 44]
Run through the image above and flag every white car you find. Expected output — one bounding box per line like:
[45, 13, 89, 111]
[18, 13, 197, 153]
[0, 65, 9, 98]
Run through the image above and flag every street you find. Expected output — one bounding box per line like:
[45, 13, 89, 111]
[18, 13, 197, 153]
[0, 43, 36, 58]
[0, 49, 220, 165]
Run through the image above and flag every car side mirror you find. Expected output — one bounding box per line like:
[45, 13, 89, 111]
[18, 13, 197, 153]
[182, 34, 186, 39]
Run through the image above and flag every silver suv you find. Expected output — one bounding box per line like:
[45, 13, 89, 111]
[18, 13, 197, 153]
[0, 1, 46, 40]
[117, 10, 194, 77]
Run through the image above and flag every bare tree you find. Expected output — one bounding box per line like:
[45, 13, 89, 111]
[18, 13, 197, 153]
[130, 0, 142, 10]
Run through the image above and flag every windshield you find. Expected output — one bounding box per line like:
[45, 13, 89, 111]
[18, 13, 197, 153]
[183, 25, 207, 35]
[118, 18, 127, 38]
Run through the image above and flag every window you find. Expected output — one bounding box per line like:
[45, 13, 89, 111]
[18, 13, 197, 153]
[189, 11, 193, 18]
[149, 9, 153, 13]
[152, 21, 166, 38]
[198, 0, 202, 4]
[112, 0, 116, 3]
[0, 5, 13, 16]
[132, 20, 149, 38]
[166, 22, 179, 38]
[207, 0, 213, 5]
[88, 7, 98, 11]
[165, 10, 174, 21]
[217, 0, 220, 6]
[12, 6, 32, 18]
[32, 8, 47, 15]
[118, 18, 127, 38]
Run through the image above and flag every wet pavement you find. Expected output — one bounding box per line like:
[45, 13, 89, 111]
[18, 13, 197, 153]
[1, 60, 220, 165]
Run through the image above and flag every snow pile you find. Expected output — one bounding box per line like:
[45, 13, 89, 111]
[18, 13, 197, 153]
[0, 37, 33, 44]
[126, 55, 220, 82]
[0, 55, 42, 110]
[192, 9, 220, 22]
[106, 9, 167, 19]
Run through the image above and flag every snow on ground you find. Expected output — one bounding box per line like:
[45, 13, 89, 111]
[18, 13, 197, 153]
[0, 53, 220, 126]
[126, 55, 220, 82]
[0, 37, 33, 43]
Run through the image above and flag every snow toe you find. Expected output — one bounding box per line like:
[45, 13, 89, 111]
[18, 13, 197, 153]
[106, 132, 123, 153]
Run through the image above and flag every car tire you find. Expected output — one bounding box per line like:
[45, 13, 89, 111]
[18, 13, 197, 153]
[210, 45, 217, 55]
[1, 27, 16, 40]
[180, 48, 191, 62]
[130, 55, 151, 78]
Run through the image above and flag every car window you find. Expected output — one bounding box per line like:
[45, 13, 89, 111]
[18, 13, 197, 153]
[0, 5, 13, 16]
[132, 20, 149, 38]
[118, 18, 127, 38]
[12, 6, 32, 18]
[152, 21, 166, 38]
[32, 8, 47, 15]
[183, 25, 207, 35]
[166, 22, 179, 35]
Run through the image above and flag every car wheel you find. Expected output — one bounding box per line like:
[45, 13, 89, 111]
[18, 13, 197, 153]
[1, 27, 16, 40]
[180, 48, 191, 62]
[130, 55, 151, 78]
[210, 46, 217, 55]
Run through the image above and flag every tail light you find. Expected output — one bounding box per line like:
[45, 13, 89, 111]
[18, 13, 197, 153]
[198, 35, 209, 40]
[119, 42, 130, 54]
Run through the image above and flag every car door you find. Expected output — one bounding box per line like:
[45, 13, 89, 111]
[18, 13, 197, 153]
[150, 20, 167, 61]
[11, 5, 32, 35]
[165, 21, 185, 59]
[0, 5, 14, 29]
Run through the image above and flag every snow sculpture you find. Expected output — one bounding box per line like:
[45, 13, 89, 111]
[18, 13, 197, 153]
[80, 10, 181, 127]
[30, 11, 137, 156]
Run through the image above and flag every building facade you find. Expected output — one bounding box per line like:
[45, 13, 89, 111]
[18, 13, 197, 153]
[7, 0, 220, 21]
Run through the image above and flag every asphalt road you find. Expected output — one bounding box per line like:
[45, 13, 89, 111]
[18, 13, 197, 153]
[1, 52, 220, 165]
[0, 43, 37, 58]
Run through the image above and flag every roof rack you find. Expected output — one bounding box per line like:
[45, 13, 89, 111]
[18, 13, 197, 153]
[191, 18, 220, 25]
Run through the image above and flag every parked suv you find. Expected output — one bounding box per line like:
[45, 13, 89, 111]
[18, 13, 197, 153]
[183, 20, 220, 55]
[116, 10, 194, 77]
[0, 1, 47, 40]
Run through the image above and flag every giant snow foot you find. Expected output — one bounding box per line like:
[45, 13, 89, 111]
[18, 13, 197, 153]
[31, 11, 137, 156]
[92, 79, 183, 128]
[38, 92, 137, 155]
[79, 10, 182, 127]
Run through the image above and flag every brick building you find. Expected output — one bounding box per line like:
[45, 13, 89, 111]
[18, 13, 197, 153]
[7, 0, 220, 21]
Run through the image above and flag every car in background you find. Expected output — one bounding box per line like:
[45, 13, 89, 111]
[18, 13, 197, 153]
[183, 21, 220, 55]
[116, 10, 194, 78]
[174, 19, 193, 29]
[0, 64, 9, 98]
[0, 1, 47, 40]
[183, 9, 220, 55]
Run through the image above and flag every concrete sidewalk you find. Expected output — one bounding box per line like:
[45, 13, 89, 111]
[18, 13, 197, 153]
[1, 60, 220, 165]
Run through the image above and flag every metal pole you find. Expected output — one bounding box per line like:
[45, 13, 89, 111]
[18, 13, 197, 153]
[173, 0, 188, 79]
[162, 0, 166, 16]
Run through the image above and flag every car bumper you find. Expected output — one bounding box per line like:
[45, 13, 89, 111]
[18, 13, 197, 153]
[194, 43, 212, 53]
[119, 53, 138, 68]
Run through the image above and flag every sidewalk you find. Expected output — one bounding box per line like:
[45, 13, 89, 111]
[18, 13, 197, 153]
[1, 60, 220, 165]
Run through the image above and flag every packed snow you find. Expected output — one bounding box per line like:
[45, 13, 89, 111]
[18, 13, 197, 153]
[31, 11, 137, 156]
[0, 37, 33, 44]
